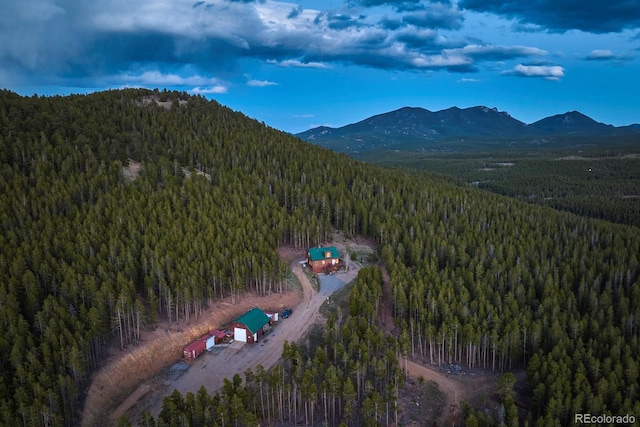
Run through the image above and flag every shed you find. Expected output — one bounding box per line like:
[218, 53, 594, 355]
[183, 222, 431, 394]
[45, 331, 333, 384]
[306, 246, 342, 273]
[230, 308, 271, 343]
[206, 329, 228, 349]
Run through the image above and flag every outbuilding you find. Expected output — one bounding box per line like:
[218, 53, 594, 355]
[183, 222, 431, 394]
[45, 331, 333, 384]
[230, 308, 271, 343]
[205, 329, 229, 349]
[183, 340, 206, 360]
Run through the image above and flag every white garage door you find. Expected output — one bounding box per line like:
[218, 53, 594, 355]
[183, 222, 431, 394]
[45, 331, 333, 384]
[206, 336, 216, 350]
[234, 327, 247, 342]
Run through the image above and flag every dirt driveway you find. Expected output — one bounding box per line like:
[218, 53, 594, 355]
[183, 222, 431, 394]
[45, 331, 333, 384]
[117, 258, 360, 423]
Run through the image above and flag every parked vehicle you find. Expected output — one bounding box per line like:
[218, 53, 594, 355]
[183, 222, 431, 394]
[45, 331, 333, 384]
[282, 308, 292, 318]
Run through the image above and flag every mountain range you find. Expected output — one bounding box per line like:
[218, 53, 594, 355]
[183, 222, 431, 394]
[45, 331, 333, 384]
[295, 106, 640, 153]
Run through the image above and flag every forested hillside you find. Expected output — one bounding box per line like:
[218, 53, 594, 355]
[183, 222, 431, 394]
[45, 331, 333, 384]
[1, 89, 638, 426]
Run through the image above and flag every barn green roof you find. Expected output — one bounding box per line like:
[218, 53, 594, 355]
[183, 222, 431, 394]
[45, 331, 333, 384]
[235, 308, 270, 333]
[307, 246, 340, 261]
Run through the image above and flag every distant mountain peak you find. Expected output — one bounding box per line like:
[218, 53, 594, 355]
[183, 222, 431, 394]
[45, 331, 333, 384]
[295, 105, 639, 154]
[529, 110, 614, 135]
[479, 106, 498, 113]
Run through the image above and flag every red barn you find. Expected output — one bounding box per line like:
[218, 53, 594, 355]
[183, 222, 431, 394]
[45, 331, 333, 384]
[229, 308, 271, 344]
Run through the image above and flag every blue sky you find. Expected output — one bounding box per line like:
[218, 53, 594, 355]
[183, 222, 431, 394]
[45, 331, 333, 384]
[1, 0, 639, 133]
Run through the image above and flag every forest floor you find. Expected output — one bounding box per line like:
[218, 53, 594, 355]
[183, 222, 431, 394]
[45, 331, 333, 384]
[81, 234, 365, 426]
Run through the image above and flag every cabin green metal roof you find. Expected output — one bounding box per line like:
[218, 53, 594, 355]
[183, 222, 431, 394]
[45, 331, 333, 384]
[307, 246, 340, 261]
[235, 308, 270, 333]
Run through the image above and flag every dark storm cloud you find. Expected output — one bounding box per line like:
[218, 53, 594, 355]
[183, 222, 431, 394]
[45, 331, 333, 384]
[458, 0, 640, 33]
[394, 27, 439, 49]
[402, 3, 464, 30]
[0, 0, 271, 84]
[378, 16, 404, 30]
[356, 2, 464, 31]
[327, 13, 367, 30]
[0, 1, 95, 83]
[287, 5, 303, 19]
[0, 0, 555, 90]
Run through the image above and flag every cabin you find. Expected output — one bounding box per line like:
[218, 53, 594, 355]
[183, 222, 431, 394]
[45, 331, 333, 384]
[306, 246, 342, 274]
[229, 308, 271, 344]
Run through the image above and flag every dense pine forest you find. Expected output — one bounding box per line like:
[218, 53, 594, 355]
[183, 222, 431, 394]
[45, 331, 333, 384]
[1, 89, 638, 426]
[358, 149, 640, 227]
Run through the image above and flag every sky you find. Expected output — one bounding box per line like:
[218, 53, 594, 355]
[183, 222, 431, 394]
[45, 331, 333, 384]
[1, 0, 639, 133]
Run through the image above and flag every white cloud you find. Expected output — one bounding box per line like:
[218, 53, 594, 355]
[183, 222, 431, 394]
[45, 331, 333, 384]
[586, 49, 614, 60]
[268, 59, 331, 68]
[118, 71, 224, 87]
[190, 85, 228, 94]
[247, 79, 278, 87]
[502, 64, 565, 80]
[411, 53, 472, 68]
[456, 44, 547, 58]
